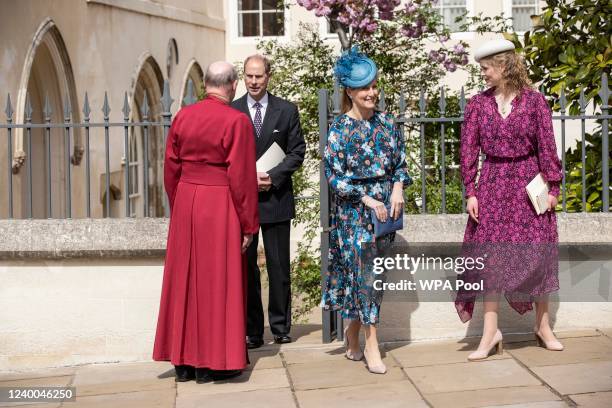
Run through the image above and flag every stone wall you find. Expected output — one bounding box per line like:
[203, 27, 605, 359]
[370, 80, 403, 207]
[1, 214, 611, 371]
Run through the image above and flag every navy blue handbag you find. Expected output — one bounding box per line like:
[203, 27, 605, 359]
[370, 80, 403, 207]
[370, 205, 403, 238]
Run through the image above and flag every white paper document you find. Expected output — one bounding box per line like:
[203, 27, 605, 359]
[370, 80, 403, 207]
[526, 173, 550, 215]
[256, 142, 286, 173]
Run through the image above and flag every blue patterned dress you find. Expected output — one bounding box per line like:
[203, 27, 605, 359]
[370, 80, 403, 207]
[322, 112, 412, 325]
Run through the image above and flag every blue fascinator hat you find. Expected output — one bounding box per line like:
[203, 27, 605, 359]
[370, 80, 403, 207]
[333, 46, 378, 88]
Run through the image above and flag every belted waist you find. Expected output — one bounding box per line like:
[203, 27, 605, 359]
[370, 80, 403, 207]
[485, 151, 536, 163]
[180, 161, 229, 185]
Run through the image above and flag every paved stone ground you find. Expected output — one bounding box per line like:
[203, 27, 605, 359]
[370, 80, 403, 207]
[1, 327, 611, 407]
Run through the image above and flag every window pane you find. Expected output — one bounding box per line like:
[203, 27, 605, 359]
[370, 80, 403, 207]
[238, 0, 259, 11]
[513, 0, 536, 5]
[263, 0, 283, 11]
[443, 0, 466, 6]
[262, 11, 284, 36]
[238, 12, 260, 36]
[513, 6, 535, 31]
[444, 7, 466, 31]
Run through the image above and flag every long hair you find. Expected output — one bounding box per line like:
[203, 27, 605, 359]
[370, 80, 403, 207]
[341, 88, 352, 113]
[482, 50, 532, 93]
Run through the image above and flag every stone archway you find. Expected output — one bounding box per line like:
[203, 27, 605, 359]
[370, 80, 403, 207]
[13, 18, 81, 219]
[179, 59, 204, 106]
[128, 53, 165, 217]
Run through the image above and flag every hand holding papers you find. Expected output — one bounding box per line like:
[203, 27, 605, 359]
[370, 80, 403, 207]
[256, 142, 286, 173]
[257, 172, 272, 192]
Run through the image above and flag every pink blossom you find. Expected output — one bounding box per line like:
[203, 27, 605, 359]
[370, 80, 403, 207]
[315, 6, 332, 16]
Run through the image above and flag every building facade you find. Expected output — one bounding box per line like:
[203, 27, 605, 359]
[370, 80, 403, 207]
[0, 0, 224, 219]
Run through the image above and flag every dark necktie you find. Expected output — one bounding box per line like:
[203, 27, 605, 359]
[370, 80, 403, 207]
[253, 102, 263, 138]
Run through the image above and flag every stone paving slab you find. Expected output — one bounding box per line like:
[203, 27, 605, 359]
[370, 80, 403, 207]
[295, 380, 427, 408]
[423, 385, 561, 408]
[531, 361, 612, 395]
[177, 368, 289, 396]
[0, 375, 72, 408]
[507, 335, 612, 367]
[71, 362, 174, 397]
[404, 359, 541, 394]
[69, 389, 175, 408]
[0, 367, 76, 382]
[388, 339, 510, 368]
[281, 346, 345, 365]
[246, 349, 284, 370]
[176, 387, 296, 408]
[287, 356, 404, 391]
[489, 401, 569, 407]
[569, 391, 612, 407]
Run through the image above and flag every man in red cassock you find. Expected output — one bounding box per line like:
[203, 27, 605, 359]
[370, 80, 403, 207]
[153, 61, 259, 383]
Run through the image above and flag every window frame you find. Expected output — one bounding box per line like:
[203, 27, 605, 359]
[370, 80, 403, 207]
[434, 0, 475, 40]
[229, 0, 290, 44]
[503, 0, 541, 34]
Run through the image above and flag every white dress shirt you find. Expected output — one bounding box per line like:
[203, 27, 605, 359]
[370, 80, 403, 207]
[247, 92, 269, 123]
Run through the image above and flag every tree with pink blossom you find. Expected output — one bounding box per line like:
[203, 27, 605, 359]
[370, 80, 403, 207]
[296, 0, 469, 73]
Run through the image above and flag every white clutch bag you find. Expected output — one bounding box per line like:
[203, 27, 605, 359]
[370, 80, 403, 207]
[525, 173, 550, 215]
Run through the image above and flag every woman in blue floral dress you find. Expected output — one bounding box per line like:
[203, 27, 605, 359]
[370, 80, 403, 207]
[322, 48, 412, 374]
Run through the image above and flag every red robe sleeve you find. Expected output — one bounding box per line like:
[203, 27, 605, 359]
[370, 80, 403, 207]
[164, 112, 182, 211]
[224, 113, 259, 234]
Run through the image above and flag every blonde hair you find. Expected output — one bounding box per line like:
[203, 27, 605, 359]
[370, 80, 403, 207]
[482, 50, 532, 93]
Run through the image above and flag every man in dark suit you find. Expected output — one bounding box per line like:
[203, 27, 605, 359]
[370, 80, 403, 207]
[232, 54, 306, 349]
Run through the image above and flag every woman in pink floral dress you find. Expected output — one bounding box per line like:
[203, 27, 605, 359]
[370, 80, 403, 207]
[456, 40, 564, 360]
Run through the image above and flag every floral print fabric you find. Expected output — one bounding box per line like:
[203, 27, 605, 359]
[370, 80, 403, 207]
[455, 87, 563, 322]
[322, 112, 412, 325]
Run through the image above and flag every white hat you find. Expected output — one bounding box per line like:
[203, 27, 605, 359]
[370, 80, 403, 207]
[474, 39, 515, 62]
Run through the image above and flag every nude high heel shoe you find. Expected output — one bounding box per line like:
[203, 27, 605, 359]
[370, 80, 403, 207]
[363, 347, 387, 374]
[343, 326, 363, 361]
[534, 328, 564, 351]
[468, 329, 503, 361]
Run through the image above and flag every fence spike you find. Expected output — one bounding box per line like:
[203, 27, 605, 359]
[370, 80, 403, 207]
[5, 93, 13, 119]
[141, 92, 149, 120]
[161, 80, 174, 113]
[559, 88, 567, 114]
[182, 79, 194, 106]
[83, 92, 91, 120]
[378, 89, 386, 111]
[579, 88, 586, 114]
[63, 97, 71, 122]
[25, 93, 33, 121]
[459, 87, 466, 114]
[419, 89, 426, 115]
[598, 72, 609, 108]
[332, 79, 340, 113]
[438, 87, 446, 115]
[43, 93, 52, 120]
[102, 92, 111, 120]
[122, 92, 131, 120]
[398, 92, 406, 114]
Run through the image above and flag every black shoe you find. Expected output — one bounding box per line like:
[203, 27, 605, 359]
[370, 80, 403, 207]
[195, 368, 213, 384]
[273, 335, 292, 344]
[246, 336, 264, 349]
[211, 369, 242, 381]
[174, 365, 195, 382]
